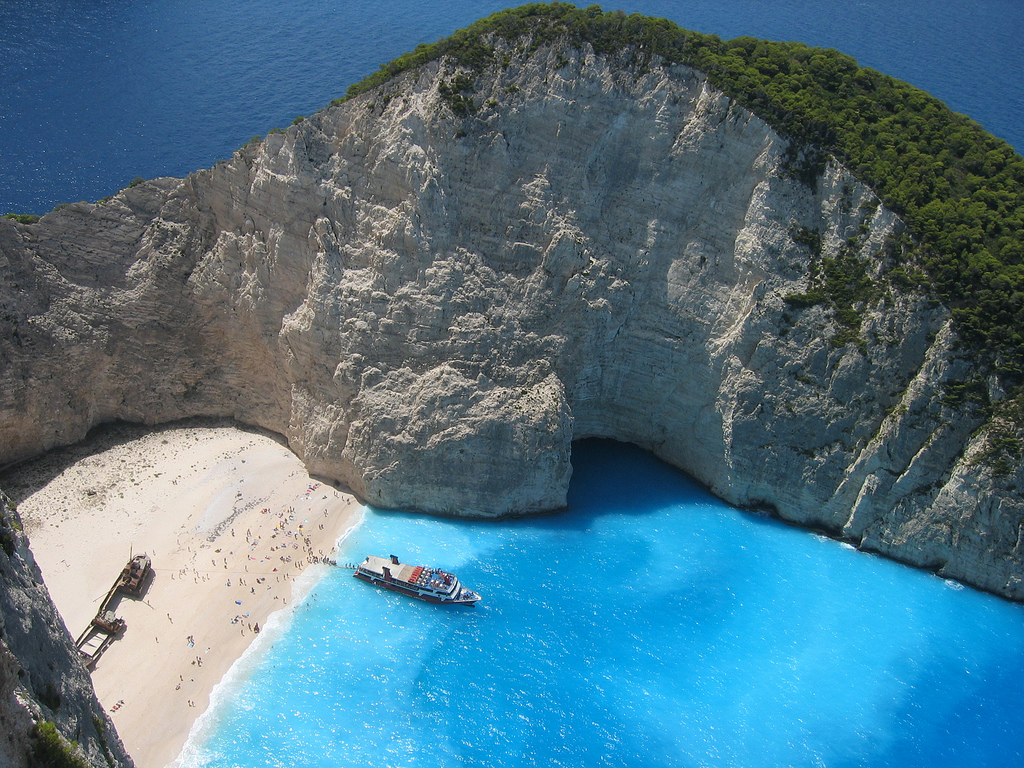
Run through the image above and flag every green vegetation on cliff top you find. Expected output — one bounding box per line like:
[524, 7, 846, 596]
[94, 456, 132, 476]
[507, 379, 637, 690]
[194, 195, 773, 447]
[341, 2, 1024, 420]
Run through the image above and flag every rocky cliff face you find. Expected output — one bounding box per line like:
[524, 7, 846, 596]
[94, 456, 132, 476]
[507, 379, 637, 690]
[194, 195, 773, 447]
[0, 491, 133, 768]
[1, 42, 1021, 599]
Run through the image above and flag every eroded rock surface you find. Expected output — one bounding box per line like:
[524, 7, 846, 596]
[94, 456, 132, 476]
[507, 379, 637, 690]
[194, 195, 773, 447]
[1, 43, 1021, 597]
[0, 492, 133, 768]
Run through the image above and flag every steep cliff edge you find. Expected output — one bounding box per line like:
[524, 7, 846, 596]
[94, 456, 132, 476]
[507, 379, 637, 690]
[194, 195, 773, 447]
[1, 25, 1022, 599]
[0, 491, 133, 768]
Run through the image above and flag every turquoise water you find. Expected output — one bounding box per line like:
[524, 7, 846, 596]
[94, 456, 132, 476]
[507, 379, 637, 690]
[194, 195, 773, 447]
[179, 441, 1024, 768]
[2, 0, 1023, 214]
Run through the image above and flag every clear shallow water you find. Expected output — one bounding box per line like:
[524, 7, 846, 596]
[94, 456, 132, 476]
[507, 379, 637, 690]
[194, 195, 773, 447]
[180, 441, 1024, 768]
[2, 0, 1023, 214]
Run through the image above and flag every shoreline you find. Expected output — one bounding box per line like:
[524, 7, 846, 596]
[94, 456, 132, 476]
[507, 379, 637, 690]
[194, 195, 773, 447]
[168, 501, 361, 768]
[0, 420, 362, 768]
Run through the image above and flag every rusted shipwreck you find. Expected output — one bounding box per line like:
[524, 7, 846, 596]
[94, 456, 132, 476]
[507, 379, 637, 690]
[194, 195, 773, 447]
[75, 552, 151, 668]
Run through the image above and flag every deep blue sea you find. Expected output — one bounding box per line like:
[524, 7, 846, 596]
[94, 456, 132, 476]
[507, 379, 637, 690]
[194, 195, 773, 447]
[177, 442, 1024, 768]
[1, 0, 1023, 215]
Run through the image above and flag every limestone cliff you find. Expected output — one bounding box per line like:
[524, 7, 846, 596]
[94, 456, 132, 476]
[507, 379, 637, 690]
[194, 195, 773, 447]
[1, 39, 1021, 600]
[0, 491, 133, 768]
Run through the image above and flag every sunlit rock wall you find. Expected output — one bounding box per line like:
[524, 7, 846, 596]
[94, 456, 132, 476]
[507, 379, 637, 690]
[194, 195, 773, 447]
[1, 41, 1020, 597]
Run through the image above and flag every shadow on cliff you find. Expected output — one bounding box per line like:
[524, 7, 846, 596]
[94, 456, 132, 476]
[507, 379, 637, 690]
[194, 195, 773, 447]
[0, 417, 288, 506]
[371, 439, 721, 533]
[561, 439, 804, 536]
[554, 438, 721, 531]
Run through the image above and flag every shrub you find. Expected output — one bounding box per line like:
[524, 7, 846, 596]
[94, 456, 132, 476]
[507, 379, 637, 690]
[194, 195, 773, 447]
[3, 213, 40, 224]
[29, 721, 90, 768]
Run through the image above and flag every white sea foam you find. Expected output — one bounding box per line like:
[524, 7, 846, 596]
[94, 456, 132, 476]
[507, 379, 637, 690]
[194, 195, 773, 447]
[334, 504, 366, 557]
[170, 606, 293, 768]
[171, 507, 367, 768]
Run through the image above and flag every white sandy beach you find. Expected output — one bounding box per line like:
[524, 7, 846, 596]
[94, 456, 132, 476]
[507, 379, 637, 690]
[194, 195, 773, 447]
[1, 421, 361, 768]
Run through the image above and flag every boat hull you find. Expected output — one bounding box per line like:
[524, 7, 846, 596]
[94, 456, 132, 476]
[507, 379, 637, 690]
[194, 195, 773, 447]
[353, 571, 479, 605]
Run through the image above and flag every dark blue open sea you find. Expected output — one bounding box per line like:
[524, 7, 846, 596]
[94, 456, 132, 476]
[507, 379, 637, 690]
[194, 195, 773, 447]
[1, 0, 1022, 215]
[4, 2, 1024, 766]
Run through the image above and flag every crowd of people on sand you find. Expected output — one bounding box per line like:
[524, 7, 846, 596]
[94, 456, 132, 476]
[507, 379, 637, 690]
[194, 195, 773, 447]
[95, 480, 349, 718]
[156, 482, 341, 710]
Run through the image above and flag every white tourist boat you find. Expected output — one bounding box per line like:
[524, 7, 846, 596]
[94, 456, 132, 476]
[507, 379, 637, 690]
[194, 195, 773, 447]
[353, 554, 480, 605]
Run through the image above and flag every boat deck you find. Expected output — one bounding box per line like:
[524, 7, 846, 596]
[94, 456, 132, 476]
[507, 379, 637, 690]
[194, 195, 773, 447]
[74, 553, 150, 668]
[354, 554, 479, 605]
[359, 555, 419, 583]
